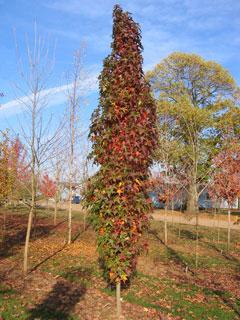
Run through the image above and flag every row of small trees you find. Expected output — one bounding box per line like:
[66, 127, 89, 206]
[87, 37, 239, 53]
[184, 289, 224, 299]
[0, 26, 90, 275]
[149, 139, 240, 267]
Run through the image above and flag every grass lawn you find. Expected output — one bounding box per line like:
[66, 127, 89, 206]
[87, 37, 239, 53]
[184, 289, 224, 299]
[0, 205, 239, 319]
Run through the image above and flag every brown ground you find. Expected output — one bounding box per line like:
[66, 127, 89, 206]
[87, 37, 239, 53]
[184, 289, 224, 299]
[152, 209, 240, 230]
[0, 211, 174, 320]
[1, 209, 239, 320]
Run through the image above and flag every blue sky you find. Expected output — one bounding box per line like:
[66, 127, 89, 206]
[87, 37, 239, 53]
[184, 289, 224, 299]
[0, 0, 240, 132]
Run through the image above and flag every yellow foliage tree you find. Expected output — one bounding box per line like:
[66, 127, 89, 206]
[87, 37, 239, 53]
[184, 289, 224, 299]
[147, 52, 238, 213]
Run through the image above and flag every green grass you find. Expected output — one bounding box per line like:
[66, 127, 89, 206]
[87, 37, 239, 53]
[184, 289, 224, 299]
[0, 285, 28, 320]
[0, 206, 239, 320]
[101, 271, 239, 319]
[0, 283, 80, 320]
[122, 273, 239, 320]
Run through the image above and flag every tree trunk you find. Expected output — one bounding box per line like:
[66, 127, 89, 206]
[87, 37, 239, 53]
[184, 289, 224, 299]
[164, 205, 168, 245]
[54, 198, 58, 226]
[217, 211, 220, 243]
[83, 209, 86, 231]
[23, 205, 33, 274]
[195, 211, 199, 268]
[116, 282, 121, 320]
[68, 77, 76, 245]
[2, 210, 6, 244]
[213, 205, 217, 242]
[54, 169, 60, 226]
[178, 213, 181, 238]
[24, 175, 35, 275]
[68, 188, 72, 245]
[227, 208, 231, 251]
[187, 180, 198, 214]
[24, 103, 36, 275]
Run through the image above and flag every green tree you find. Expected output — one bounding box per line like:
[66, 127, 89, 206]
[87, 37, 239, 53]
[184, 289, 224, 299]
[84, 5, 157, 317]
[146, 52, 238, 213]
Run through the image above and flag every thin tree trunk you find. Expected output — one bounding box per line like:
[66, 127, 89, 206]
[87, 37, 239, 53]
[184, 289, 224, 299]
[164, 205, 168, 245]
[2, 210, 6, 243]
[178, 201, 183, 238]
[54, 198, 58, 226]
[68, 186, 72, 244]
[23, 94, 36, 275]
[23, 205, 33, 274]
[67, 52, 79, 244]
[54, 167, 61, 226]
[195, 211, 199, 268]
[217, 209, 220, 243]
[33, 209, 37, 239]
[116, 282, 121, 320]
[213, 205, 217, 242]
[68, 121, 74, 244]
[83, 209, 86, 231]
[171, 200, 174, 225]
[227, 208, 231, 251]
[24, 171, 35, 275]
[178, 212, 181, 239]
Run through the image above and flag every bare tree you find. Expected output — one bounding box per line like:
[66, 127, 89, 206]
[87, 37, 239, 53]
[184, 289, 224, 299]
[66, 47, 86, 244]
[14, 25, 61, 274]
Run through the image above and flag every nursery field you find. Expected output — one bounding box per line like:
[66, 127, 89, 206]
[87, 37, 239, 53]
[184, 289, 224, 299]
[0, 206, 240, 320]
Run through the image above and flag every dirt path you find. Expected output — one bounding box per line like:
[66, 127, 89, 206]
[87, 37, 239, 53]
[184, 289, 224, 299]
[42, 201, 240, 230]
[152, 210, 240, 230]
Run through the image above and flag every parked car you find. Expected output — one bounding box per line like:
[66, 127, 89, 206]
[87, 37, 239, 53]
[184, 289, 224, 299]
[72, 195, 81, 204]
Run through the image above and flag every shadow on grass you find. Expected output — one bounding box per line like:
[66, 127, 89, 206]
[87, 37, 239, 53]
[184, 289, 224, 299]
[204, 241, 240, 272]
[0, 215, 67, 260]
[176, 229, 203, 241]
[71, 223, 90, 243]
[29, 220, 90, 274]
[28, 278, 86, 320]
[148, 228, 194, 275]
[204, 288, 240, 318]
[148, 228, 165, 245]
[61, 265, 93, 284]
[30, 243, 68, 274]
[0, 225, 52, 259]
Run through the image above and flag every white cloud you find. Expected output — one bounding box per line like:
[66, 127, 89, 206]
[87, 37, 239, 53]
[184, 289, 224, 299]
[0, 74, 98, 118]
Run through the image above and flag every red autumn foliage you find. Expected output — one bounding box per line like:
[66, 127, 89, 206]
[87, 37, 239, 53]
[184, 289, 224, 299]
[210, 141, 240, 206]
[40, 174, 57, 199]
[84, 5, 157, 284]
[9, 138, 30, 183]
[148, 173, 182, 207]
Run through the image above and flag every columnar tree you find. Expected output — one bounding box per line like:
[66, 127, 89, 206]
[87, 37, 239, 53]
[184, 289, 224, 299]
[84, 5, 157, 316]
